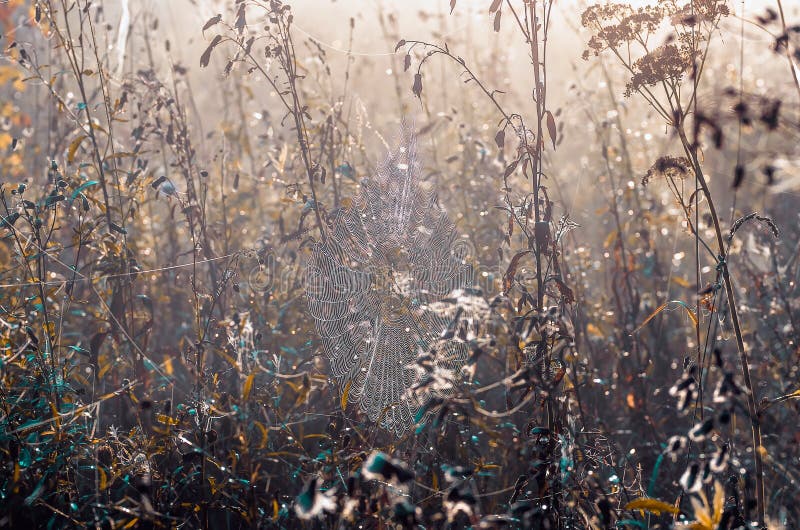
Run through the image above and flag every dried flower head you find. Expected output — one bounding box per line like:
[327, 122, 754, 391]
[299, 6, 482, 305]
[581, 3, 665, 59]
[582, 1, 730, 99]
[626, 43, 693, 96]
[642, 156, 694, 186]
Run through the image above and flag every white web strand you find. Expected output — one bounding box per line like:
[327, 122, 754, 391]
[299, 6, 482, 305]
[306, 128, 471, 434]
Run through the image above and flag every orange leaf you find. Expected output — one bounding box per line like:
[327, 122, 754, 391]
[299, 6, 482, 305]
[624, 497, 680, 515]
[634, 300, 698, 333]
[243, 372, 256, 401]
[341, 379, 351, 410]
[546, 110, 557, 149]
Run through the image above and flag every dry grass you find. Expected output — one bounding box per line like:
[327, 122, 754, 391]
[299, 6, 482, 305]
[0, 0, 798, 528]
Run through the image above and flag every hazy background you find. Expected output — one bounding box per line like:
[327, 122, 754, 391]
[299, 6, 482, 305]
[121, 0, 800, 216]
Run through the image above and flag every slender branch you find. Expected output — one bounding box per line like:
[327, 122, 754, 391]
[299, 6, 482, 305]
[676, 126, 765, 526]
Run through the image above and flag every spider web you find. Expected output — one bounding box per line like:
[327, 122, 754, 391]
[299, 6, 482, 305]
[305, 128, 472, 434]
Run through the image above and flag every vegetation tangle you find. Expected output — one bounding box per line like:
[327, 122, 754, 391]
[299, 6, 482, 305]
[0, 0, 799, 528]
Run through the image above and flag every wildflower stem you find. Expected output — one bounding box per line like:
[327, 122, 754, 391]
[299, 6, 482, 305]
[676, 125, 765, 527]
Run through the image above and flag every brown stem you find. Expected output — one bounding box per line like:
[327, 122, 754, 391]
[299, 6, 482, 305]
[54, 0, 115, 233]
[776, 0, 800, 105]
[528, 1, 545, 313]
[676, 125, 765, 526]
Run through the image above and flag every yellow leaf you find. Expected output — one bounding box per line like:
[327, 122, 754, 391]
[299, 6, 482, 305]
[104, 151, 135, 161]
[671, 276, 691, 288]
[272, 498, 279, 520]
[156, 414, 179, 426]
[603, 229, 618, 249]
[624, 497, 680, 515]
[0, 66, 22, 86]
[341, 380, 351, 410]
[98, 358, 112, 379]
[586, 323, 603, 337]
[90, 122, 108, 135]
[98, 466, 108, 490]
[68, 134, 87, 163]
[243, 372, 256, 401]
[218, 349, 239, 369]
[50, 402, 61, 429]
[254, 422, 268, 449]
[163, 357, 173, 376]
[691, 495, 712, 529]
